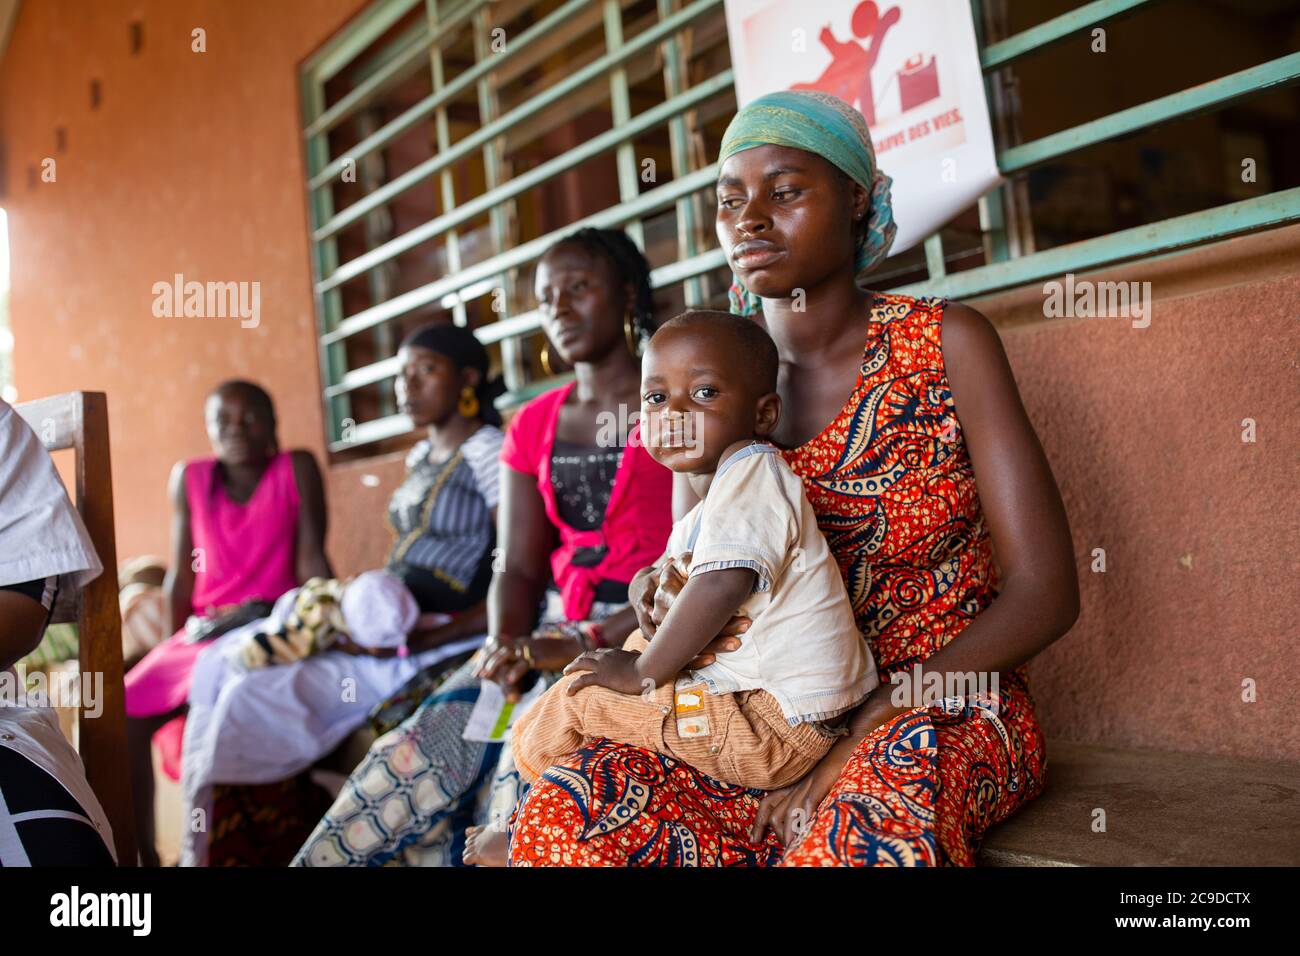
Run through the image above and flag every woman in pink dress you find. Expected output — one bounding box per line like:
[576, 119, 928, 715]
[125, 380, 331, 865]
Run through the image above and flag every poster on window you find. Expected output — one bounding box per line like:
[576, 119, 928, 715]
[723, 0, 1002, 253]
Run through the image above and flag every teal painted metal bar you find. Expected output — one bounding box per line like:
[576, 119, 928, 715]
[316, 70, 734, 298]
[968, 0, 1011, 263]
[472, 6, 523, 383]
[425, 0, 468, 327]
[978, 192, 1010, 263]
[895, 187, 1300, 301]
[495, 375, 576, 413]
[924, 233, 946, 279]
[321, 163, 721, 349]
[307, 0, 593, 189]
[325, 356, 401, 399]
[659, 0, 706, 306]
[312, 0, 725, 238]
[980, 0, 1155, 71]
[605, 0, 645, 253]
[652, 246, 728, 288]
[305, 19, 434, 139]
[1000, 52, 1300, 174]
[300, 78, 353, 443]
[329, 414, 410, 451]
[331, 372, 575, 451]
[475, 311, 547, 347]
[333, 165, 1297, 412]
[302, 0, 425, 85]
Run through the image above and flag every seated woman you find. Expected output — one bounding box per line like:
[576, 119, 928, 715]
[178, 324, 505, 866]
[509, 91, 1080, 867]
[292, 226, 674, 867]
[0, 397, 115, 866]
[125, 380, 332, 866]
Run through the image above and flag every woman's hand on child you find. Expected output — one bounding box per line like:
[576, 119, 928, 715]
[634, 556, 751, 666]
[750, 689, 912, 847]
[749, 767, 829, 848]
[629, 563, 667, 637]
[563, 648, 647, 697]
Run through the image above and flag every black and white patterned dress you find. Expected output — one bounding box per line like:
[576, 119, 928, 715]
[385, 425, 503, 613]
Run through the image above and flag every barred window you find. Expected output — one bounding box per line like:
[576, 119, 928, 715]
[301, 0, 1300, 454]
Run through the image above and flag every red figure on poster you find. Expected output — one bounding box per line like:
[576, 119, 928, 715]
[792, 1, 901, 127]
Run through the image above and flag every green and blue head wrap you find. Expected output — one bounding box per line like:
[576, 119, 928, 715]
[718, 90, 897, 316]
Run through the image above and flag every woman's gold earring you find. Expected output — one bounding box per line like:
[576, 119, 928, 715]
[624, 310, 640, 357]
[540, 341, 554, 377]
[458, 385, 480, 419]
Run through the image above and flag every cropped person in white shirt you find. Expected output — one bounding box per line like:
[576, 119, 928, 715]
[0, 397, 116, 865]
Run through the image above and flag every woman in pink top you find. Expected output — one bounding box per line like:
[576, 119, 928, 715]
[126, 380, 331, 865]
[294, 228, 673, 868]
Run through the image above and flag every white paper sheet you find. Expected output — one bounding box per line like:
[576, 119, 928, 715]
[462, 677, 548, 743]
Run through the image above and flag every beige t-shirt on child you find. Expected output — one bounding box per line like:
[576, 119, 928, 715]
[663, 442, 879, 726]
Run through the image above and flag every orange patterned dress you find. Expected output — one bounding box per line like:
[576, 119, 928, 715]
[508, 293, 1047, 866]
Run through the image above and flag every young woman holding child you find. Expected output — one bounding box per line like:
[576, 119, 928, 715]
[292, 227, 674, 867]
[508, 90, 1080, 867]
[512, 311, 879, 793]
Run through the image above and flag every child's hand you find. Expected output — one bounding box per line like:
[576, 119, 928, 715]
[563, 648, 647, 697]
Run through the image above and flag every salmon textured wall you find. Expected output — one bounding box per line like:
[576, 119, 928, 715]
[1008, 273, 1299, 762]
[1, 2, 1296, 761]
[0, 0, 364, 562]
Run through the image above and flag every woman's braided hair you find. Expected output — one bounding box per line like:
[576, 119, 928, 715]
[553, 227, 656, 348]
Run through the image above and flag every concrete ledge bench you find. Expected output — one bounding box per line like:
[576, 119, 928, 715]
[978, 741, 1300, 866]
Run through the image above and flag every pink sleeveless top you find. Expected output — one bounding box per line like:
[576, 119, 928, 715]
[184, 451, 301, 614]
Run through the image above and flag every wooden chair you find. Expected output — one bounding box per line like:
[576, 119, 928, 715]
[15, 391, 137, 865]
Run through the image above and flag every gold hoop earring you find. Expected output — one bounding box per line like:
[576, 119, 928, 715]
[540, 341, 554, 377]
[624, 310, 640, 357]
[458, 385, 480, 419]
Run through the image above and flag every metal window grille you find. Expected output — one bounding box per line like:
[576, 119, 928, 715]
[301, 0, 1300, 453]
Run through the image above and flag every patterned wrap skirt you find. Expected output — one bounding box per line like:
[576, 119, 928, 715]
[508, 669, 1044, 867]
[291, 593, 626, 867]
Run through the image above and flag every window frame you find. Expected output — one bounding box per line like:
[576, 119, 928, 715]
[300, 0, 1300, 454]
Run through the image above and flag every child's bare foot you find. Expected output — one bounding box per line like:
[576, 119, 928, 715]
[462, 825, 509, 867]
